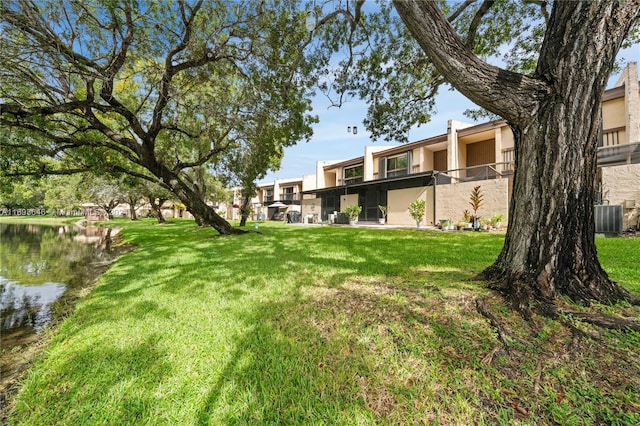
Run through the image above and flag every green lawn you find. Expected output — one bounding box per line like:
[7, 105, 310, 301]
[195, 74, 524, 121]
[5, 219, 640, 425]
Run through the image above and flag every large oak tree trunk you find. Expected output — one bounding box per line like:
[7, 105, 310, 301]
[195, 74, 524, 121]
[393, 1, 639, 310]
[481, 101, 631, 313]
[480, 2, 635, 312]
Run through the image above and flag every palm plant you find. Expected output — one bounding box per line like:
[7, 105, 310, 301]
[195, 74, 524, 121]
[469, 185, 483, 229]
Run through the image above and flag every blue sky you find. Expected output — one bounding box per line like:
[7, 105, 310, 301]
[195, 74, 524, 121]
[260, 46, 639, 184]
[260, 85, 477, 183]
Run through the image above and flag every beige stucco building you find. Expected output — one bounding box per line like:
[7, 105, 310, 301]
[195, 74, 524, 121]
[255, 63, 640, 231]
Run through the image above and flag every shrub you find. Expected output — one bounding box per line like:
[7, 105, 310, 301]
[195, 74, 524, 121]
[408, 199, 426, 223]
[343, 204, 362, 221]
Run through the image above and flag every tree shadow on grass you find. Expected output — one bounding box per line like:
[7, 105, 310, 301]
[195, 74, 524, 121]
[10, 223, 639, 423]
[192, 271, 499, 424]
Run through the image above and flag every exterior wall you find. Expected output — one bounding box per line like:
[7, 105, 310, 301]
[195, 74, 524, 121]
[435, 179, 509, 226]
[364, 146, 376, 181]
[500, 126, 515, 150]
[301, 197, 321, 220]
[316, 160, 342, 189]
[603, 97, 627, 133]
[411, 146, 424, 174]
[498, 125, 515, 172]
[447, 120, 474, 178]
[601, 163, 640, 230]
[372, 155, 379, 179]
[273, 181, 281, 201]
[617, 62, 639, 144]
[302, 174, 316, 192]
[422, 147, 435, 171]
[258, 186, 274, 204]
[325, 166, 341, 186]
[340, 193, 359, 212]
[364, 146, 392, 181]
[448, 121, 460, 171]
[387, 186, 430, 226]
[494, 128, 502, 167]
[324, 171, 337, 188]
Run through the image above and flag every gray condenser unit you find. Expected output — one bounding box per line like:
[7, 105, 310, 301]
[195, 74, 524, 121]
[594, 205, 623, 234]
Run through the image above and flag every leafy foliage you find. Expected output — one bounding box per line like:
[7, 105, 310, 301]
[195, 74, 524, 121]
[469, 185, 484, 217]
[343, 204, 362, 221]
[0, 0, 321, 233]
[408, 199, 426, 222]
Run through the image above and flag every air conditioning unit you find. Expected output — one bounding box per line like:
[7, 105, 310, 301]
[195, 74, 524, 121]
[623, 199, 636, 209]
[594, 205, 623, 234]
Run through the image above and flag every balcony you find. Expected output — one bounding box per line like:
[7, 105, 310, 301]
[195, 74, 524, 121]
[438, 162, 515, 184]
[597, 142, 640, 166]
[280, 192, 300, 202]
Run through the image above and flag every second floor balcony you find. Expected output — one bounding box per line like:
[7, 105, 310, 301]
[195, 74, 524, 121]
[597, 142, 640, 166]
[280, 192, 300, 202]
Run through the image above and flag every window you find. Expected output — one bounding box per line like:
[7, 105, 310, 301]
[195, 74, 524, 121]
[344, 164, 363, 185]
[264, 189, 274, 202]
[282, 186, 295, 201]
[386, 154, 408, 178]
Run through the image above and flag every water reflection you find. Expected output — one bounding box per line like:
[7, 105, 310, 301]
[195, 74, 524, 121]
[0, 278, 66, 331]
[0, 223, 115, 342]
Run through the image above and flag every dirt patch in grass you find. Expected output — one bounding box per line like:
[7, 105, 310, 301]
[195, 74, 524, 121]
[295, 278, 640, 424]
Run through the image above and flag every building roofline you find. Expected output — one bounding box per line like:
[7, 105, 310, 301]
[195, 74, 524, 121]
[322, 156, 364, 170]
[456, 119, 507, 137]
[371, 134, 448, 158]
[256, 177, 303, 189]
[602, 85, 626, 102]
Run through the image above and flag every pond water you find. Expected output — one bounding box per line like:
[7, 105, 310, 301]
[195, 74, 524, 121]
[0, 223, 119, 395]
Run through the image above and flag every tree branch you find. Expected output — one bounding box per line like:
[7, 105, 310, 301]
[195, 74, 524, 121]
[172, 127, 233, 172]
[1, 113, 142, 166]
[448, 0, 477, 22]
[523, 0, 550, 23]
[97, 3, 149, 142]
[0, 4, 103, 75]
[466, 0, 496, 49]
[392, 0, 551, 125]
[1, 101, 91, 117]
[147, 0, 205, 144]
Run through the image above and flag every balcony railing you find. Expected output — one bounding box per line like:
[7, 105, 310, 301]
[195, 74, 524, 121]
[280, 192, 300, 201]
[597, 142, 640, 166]
[437, 161, 515, 184]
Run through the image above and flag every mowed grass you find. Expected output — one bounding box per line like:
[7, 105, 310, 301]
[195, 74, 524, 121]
[6, 219, 640, 425]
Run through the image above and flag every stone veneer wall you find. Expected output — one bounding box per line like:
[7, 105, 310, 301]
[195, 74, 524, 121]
[435, 178, 510, 226]
[601, 163, 640, 230]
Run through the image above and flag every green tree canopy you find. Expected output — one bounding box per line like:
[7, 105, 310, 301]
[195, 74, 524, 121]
[1, 0, 321, 234]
